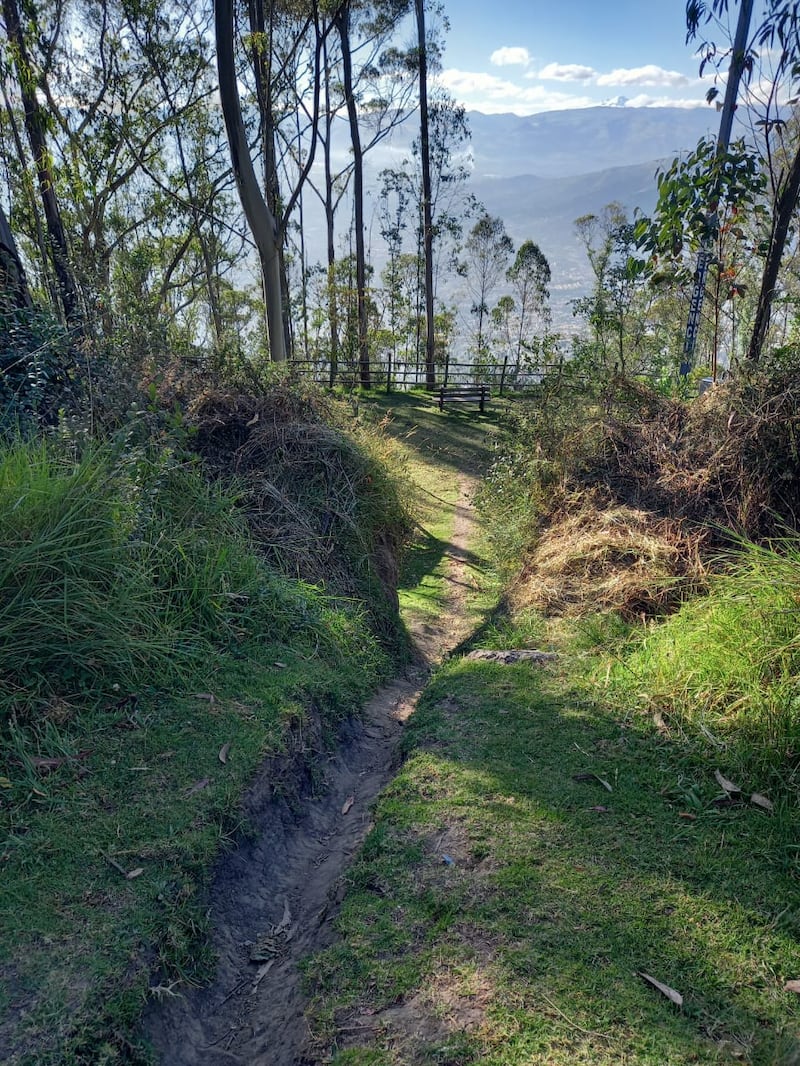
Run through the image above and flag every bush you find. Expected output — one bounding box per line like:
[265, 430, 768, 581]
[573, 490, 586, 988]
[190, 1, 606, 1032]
[0, 308, 79, 433]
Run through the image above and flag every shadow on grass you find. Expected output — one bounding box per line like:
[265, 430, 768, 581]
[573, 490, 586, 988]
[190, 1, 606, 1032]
[311, 657, 800, 1065]
[361, 391, 506, 477]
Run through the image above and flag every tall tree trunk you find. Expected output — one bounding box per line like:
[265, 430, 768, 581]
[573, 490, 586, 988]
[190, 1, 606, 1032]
[2, 0, 84, 333]
[336, 4, 370, 387]
[747, 138, 800, 363]
[0, 200, 33, 311]
[415, 0, 436, 389]
[215, 0, 286, 360]
[248, 0, 294, 360]
[0, 76, 59, 309]
[323, 32, 340, 385]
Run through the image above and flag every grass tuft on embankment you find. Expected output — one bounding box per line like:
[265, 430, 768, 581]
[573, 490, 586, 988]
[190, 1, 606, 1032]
[0, 397, 408, 1064]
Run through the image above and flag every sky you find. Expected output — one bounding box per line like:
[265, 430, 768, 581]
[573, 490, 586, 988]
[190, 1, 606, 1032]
[435, 0, 745, 114]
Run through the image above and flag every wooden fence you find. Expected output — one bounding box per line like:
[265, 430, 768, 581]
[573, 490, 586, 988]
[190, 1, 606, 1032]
[287, 357, 564, 393]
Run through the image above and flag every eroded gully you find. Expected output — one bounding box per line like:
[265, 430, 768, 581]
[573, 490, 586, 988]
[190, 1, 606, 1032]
[142, 475, 478, 1065]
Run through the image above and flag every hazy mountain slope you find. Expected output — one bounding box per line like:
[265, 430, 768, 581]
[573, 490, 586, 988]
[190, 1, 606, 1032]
[303, 107, 720, 329]
[465, 107, 716, 178]
[467, 160, 664, 319]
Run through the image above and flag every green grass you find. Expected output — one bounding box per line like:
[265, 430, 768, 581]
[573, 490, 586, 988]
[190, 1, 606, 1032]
[303, 398, 800, 1066]
[306, 654, 800, 1065]
[0, 434, 396, 1063]
[607, 538, 800, 787]
[359, 391, 505, 635]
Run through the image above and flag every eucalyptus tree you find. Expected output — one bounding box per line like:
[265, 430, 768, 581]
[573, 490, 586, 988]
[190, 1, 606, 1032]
[576, 203, 662, 376]
[635, 143, 766, 374]
[686, 0, 800, 362]
[415, 0, 435, 386]
[0, 197, 31, 311]
[504, 239, 551, 383]
[332, 0, 418, 385]
[1, 0, 84, 332]
[463, 208, 513, 367]
[215, 0, 291, 360]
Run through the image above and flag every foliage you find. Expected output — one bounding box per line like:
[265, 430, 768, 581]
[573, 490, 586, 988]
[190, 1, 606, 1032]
[0, 436, 388, 720]
[573, 204, 655, 377]
[0, 308, 79, 432]
[612, 536, 800, 783]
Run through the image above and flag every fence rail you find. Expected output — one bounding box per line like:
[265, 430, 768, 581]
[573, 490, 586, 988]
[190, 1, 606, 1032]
[286, 357, 565, 392]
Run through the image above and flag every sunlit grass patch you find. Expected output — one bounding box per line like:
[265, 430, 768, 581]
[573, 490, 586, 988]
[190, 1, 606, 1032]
[307, 654, 800, 1065]
[609, 536, 800, 786]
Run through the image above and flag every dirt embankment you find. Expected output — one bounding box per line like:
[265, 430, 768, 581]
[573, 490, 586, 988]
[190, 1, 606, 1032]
[142, 477, 477, 1065]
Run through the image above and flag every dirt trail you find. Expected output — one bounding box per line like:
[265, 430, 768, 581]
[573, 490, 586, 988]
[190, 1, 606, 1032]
[143, 476, 478, 1065]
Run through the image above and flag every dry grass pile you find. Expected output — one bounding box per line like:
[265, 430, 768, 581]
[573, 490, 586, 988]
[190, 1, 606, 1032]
[582, 366, 800, 540]
[512, 492, 705, 620]
[506, 359, 800, 620]
[186, 385, 411, 641]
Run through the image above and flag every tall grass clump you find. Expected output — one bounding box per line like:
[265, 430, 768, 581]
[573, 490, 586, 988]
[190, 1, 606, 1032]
[613, 538, 800, 784]
[0, 438, 387, 721]
[0, 441, 172, 708]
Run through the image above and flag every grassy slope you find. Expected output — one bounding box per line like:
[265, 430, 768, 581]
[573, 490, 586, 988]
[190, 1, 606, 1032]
[3, 645, 378, 1064]
[0, 431, 394, 1064]
[361, 392, 504, 639]
[306, 397, 800, 1066]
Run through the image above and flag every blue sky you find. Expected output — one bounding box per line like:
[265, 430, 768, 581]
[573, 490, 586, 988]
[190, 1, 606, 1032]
[436, 0, 745, 114]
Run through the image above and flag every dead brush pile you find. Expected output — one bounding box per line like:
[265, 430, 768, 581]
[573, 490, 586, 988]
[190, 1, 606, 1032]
[580, 368, 800, 538]
[185, 384, 412, 646]
[505, 359, 800, 620]
[511, 491, 704, 620]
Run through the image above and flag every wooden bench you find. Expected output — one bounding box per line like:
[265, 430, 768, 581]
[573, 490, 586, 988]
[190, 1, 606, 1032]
[438, 383, 490, 412]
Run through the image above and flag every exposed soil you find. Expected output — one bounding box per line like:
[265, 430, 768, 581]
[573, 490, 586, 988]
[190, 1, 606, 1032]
[142, 477, 478, 1065]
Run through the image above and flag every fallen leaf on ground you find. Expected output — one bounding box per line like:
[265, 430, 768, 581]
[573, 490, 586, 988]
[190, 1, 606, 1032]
[678, 812, 697, 820]
[276, 898, 292, 933]
[273, 661, 287, 669]
[638, 971, 683, 1006]
[218, 743, 231, 764]
[784, 980, 800, 994]
[750, 792, 774, 811]
[715, 769, 742, 794]
[652, 710, 669, 735]
[126, 867, 144, 880]
[185, 777, 210, 796]
[251, 958, 274, 993]
[192, 693, 215, 703]
[246, 412, 260, 427]
[0, 777, 11, 789]
[341, 795, 354, 815]
[573, 772, 613, 793]
[30, 756, 66, 773]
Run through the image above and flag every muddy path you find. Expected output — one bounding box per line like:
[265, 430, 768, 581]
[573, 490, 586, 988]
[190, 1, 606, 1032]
[142, 476, 478, 1065]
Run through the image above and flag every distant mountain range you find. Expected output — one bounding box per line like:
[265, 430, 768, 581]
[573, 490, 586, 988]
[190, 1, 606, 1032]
[463, 107, 716, 179]
[454, 107, 718, 328]
[307, 106, 724, 331]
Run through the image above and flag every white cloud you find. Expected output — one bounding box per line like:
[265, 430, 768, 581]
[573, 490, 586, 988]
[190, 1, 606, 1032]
[437, 67, 596, 114]
[622, 93, 709, 109]
[535, 62, 597, 82]
[596, 65, 690, 88]
[490, 46, 530, 67]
